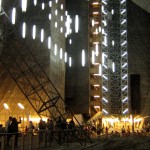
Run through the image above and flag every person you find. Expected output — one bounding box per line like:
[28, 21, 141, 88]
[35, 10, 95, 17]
[28, 121, 34, 134]
[5, 116, 13, 146]
[47, 119, 54, 143]
[10, 117, 21, 147]
[56, 117, 63, 144]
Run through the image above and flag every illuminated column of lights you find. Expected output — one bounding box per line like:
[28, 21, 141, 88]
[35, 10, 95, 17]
[88, 0, 102, 115]
[0, 0, 2, 12]
[11, 7, 16, 25]
[120, 0, 128, 115]
[101, 0, 109, 115]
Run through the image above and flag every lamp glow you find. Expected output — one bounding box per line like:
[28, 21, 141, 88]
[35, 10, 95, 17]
[61, 4, 63, 10]
[99, 64, 102, 76]
[22, 0, 27, 12]
[32, 25, 36, 39]
[112, 62, 115, 72]
[69, 57, 72, 67]
[49, 1, 52, 7]
[60, 48, 63, 59]
[4, 103, 9, 110]
[22, 22, 26, 38]
[18, 103, 24, 109]
[64, 52, 67, 62]
[34, 0, 37, 6]
[82, 50, 85, 67]
[41, 29, 44, 42]
[12, 7, 16, 25]
[42, 3, 45, 10]
[48, 36, 51, 49]
[54, 44, 57, 55]
[75, 15, 79, 33]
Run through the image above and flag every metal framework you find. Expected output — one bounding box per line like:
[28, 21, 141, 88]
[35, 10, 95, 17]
[101, 0, 129, 115]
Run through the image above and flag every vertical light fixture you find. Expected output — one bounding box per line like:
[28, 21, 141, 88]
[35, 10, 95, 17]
[12, 7, 16, 25]
[64, 52, 67, 62]
[48, 36, 51, 49]
[49, 13, 52, 20]
[54, 44, 57, 55]
[82, 49, 85, 67]
[99, 64, 102, 76]
[22, 22, 26, 38]
[34, 0, 37, 6]
[49, 1, 52, 7]
[22, 0, 27, 12]
[61, 4, 63, 10]
[0, 0, 2, 11]
[95, 44, 99, 56]
[112, 62, 115, 72]
[41, 29, 44, 42]
[75, 15, 79, 33]
[42, 2, 45, 10]
[69, 57, 72, 67]
[60, 48, 63, 59]
[32, 25, 36, 39]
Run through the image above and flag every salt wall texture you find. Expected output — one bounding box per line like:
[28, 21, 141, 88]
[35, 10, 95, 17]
[127, 0, 150, 116]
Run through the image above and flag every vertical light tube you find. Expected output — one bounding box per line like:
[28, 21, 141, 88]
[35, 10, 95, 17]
[12, 7, 16, 25]
[92, 50, 95, 64]
[22, 22, 26, 38]
[48, 36, 51, 49]
[99, 64, 102, 76]
[112, 62, 115, 72]
[34, 0, 37, 6]
[82, 50, 85, 67]
[42, 3, 45, 10]
[41, 29, 44, 42]
[54, 44, 57, 55]
[69, 57, 72, 67]
[60, 48, 63, 59]
[49, 1, 52, 7]
[75, 15, 79, 33]
[32, 25, 36, 39]
[0, 0, 2, 11]
[95, 44, 99, 56]
[64, 52, 67, 62]
[22, 0, 27, 12]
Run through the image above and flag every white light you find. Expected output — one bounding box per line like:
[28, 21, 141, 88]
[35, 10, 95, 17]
[122, 63, 127, 68]
[112, 40, 114, 46]
[69, 57, 72, 67]
[103, 64, 108, 69]
[42, 3, 45, 10]
[95, 44, 99, 56]
[99, 26, 101, 32]
[121, 30, 126, 35]
[121, 0, 126, 4]
[61, 16, 63, 21]
[122, 74, 127, 79]
[103, 98, 108, 103]
[102, 75, 108, 80]
[3, 103, 9, 110]
[54, 44, 57, 55]
[99, 64, 102, 76]
[55, 0, 58, 3]
[0, 0, 2, 11]
[102, 86, 108, 91]
[122, 52, 127, 57]
[55, 22, 58, 28]
[103, 36, 107, 46]
[49, 13, 52, 20]
[75, 15, 79, 33]
[122, 86, 127, 91]
[102, 20, 107, 26]
[41, 29, 44, 42]
[48, 36, 51, 49]
[34, 0, 37, 6]
[121, 9, 126, 14]
[55, 9, 58, 16]
[102, 53, 107, 64]
[18, 103, 24, 109]
[60, 27, 63, 33]
[69, 39, 72, 44]
[60, 48, 63, 59]
[61, 4, 63, 10]
[82, 50, 85, 67]
[121, 19, 126, 24]
[102, 6, 107, 15]
[12, 7, 16, 25]
[49, 1, 52, 7]
[102, 0, 107, 5]
[103, 109, 108, 114]
[92, 50, 95, 64]
[92, 19, 95, 27]
[111, 9, 114, 14]
[121, 41, 127, 46]
[66, 15, 71, 35]
[123, 109, 128, 114]
[112, 62, 115, 72]
[22, 22, 26, 38]
[94, 95, 100, 98]
[65, 11, 68, 16]
[22, 0, 27, 12]
[64, 52, 67, 62]
[32, 25, 36, 39]
[122, 97, 128, 102]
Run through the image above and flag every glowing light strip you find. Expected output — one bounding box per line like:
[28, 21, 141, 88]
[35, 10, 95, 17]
[22, 0, 27, 12]
[123, 108, 128, 114]
[41, 29, 44, 42]
[102, 86, 108, 91]
[122, 52, 127, 57]
[103, 98, 108, 103]
[54, 44, 57, 55]
[42, 3, 45, 10]
[122, 74, 127, 79]
[22, 22, 26, 38]
[122, 97, 128, 102]
[122, 86, 127, 91]
[75, 15, 79, 33]
[18, 103, 24, 109]
[64, 52, 67, 62]
[112, 62, 115, 72]
[48, 36, 51, 49]
[4, 103, 9, 109]
[32, 25, 36, 39]
[34, 0, 37, 6]
[121, 30, 126, 35]
[69, 57, 72, 67]
[102, 75, 108, 80]
[99, 64, 102, 76]
[121, 0, 126, 4]
[12, 7, 16, 25]
[60, 48, 63, 59]
[122, 63, 127, 68]
[103, 109, 108, 114]
[82, 50, 85, 67]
